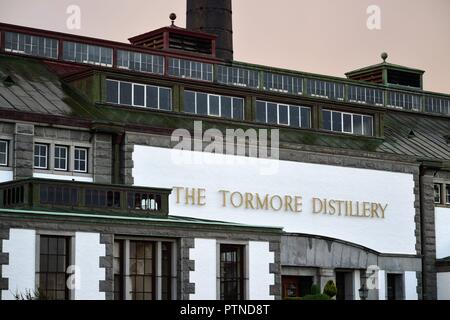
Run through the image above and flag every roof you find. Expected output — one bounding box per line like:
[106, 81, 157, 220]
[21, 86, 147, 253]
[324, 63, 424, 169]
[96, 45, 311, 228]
[0, 208, 283, 233]
[346, 61, 425, 76]
[1, 54, 450, 164]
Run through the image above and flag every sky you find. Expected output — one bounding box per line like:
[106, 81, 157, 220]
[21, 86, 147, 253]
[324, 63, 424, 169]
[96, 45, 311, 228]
[1, 0, 449, 94]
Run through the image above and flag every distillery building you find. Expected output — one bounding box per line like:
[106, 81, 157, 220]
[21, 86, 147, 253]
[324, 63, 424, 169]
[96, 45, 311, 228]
[0, 0, 450, 300]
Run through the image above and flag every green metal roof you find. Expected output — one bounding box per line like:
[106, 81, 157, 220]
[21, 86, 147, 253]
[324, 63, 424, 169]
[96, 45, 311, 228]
[0, 208, 283, 233]
[345, 61, 425, 76]
[1, 54, 450, 163]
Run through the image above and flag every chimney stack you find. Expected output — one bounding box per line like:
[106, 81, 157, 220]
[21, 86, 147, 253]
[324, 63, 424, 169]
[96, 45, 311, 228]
[186, 0, 233, 61]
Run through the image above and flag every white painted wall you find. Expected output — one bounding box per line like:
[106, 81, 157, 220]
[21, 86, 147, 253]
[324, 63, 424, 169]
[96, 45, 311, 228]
[189, 238, 216, 300]
[378, 270, 386, 300]
[404, 271, 418, 300]
[437, 272, 450, 300]
[248, 241, 274, 300]
[33, 172, 93, 182]
[0, 170, 13, 183]
[435, 207, 450, 259]
[133, 146, 416, 254]
[74, 232, 105, 300]
[2, 229, 36, 300]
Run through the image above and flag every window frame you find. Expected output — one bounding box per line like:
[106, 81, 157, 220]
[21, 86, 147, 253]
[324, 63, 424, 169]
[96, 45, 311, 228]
[34, 143, 49, 170]
[54, 145, 69, 171]
[219, 243, 245, 301]
[255, 100, 311, 128]
[106, 79, 172, 111]
[322, 109, 374, 136]
[434, 183, 442, 204]
[36, 234, 71, 300]
[113, 238, 177, 300]
[0, 140, 9, 166]
[73, 147, 88, 173]
[184, 90, 244, 120]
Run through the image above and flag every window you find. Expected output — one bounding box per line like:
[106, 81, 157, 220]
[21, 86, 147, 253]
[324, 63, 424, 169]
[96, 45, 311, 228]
[54, 145, 68, 171]
[34, 143, 48, 169]
[322, 110, 373, 136]
[2, 185, 24, 206]
[434, 184, 442, 204]
[184, 90, 244, 120]
[263, 73, 303, 95]
[63, 41, 112, 67]
[113, 240, 174, 300]
[74, 147, 88, 173]
[113, 240, 124, 300]
[5, 32, 58, 59]
[348, 85, 384, 106]
[106, 79, 172, 110]
[220, 244, 244, 300]
[168, 58, 213, 81]
[387, 91, 421, 111]
[307, 79, 344, 100]
[424, 96, 450, 115]
[217, 65, 259, 88]
[85, 189, 120, 208]
[37, 235, 70, 300]
[0, 140, 8, 166]
[117, 50, 164, 75]
[256, 100, 311, 128]
[127, 192, 161, 211]
[40, 185, 78, 206]
[446, 185, 450, 205]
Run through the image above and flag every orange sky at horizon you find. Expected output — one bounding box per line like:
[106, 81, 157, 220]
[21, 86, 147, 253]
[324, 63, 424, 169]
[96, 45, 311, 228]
[1, 0, 449, 94]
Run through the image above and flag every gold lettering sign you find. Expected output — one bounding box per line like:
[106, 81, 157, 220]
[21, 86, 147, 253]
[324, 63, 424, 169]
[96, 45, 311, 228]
[174, 187, 387, 218]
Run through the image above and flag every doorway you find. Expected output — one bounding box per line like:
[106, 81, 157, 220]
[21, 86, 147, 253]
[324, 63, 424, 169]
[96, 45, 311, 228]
[335, 271, 354, 300]
[282, 276, 313, 299]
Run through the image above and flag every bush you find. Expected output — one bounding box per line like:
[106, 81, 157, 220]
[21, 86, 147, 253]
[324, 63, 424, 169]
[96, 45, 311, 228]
[323, 280, 337, 298]
[310, 284, 321, 295]
[301, 293, 331, 300]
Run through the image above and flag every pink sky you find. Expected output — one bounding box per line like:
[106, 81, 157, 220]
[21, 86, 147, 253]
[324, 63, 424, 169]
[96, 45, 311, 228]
[1, 0, 449, 94]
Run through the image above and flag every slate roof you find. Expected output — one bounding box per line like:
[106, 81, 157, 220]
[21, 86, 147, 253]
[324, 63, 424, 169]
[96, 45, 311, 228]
[1, 54, 450, 163]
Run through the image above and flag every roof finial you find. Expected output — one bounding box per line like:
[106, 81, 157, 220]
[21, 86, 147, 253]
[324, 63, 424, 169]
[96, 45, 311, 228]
[169, 13, 177, 26]
[381, 52, 388, 63]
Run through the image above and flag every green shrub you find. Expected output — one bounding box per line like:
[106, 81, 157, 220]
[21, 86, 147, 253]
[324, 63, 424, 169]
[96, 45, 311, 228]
[323, 280, 337, 298]
[301, 293, 331, 300]
[310, 284, 321, 295]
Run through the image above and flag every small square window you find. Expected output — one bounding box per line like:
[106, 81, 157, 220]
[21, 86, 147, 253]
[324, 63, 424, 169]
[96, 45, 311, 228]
[74, 147, 88, 173]
[54, 145, 68, 171]
[34, 143, 48, 169]
[0, 140, 8, 166]
[434, 184, 442, 204]
[446, 185, 450, 205]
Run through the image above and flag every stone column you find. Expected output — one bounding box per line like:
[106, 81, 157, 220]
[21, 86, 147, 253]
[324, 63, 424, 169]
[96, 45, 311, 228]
[13, 123, 34, 180]
[92, 133, 112, 184]
[420, 168, 438, 300]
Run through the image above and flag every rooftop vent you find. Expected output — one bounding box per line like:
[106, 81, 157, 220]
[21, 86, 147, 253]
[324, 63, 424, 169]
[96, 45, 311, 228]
[2, 75, 15, 86]
[346, 53, 424, 89]
[128, 13, 217, 57]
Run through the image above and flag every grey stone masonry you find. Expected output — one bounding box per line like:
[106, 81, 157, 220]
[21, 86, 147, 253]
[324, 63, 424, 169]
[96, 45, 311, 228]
[121, 143, 134, 185]
[93, 133, 112, 184]
[180, 238, 195, 300]
[420, 169, 437, 300]
[269, 241, 281, 300]
[14, 123, 34, 180]
[0, 228, 10, 300]
[99, 233, 113, 300]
